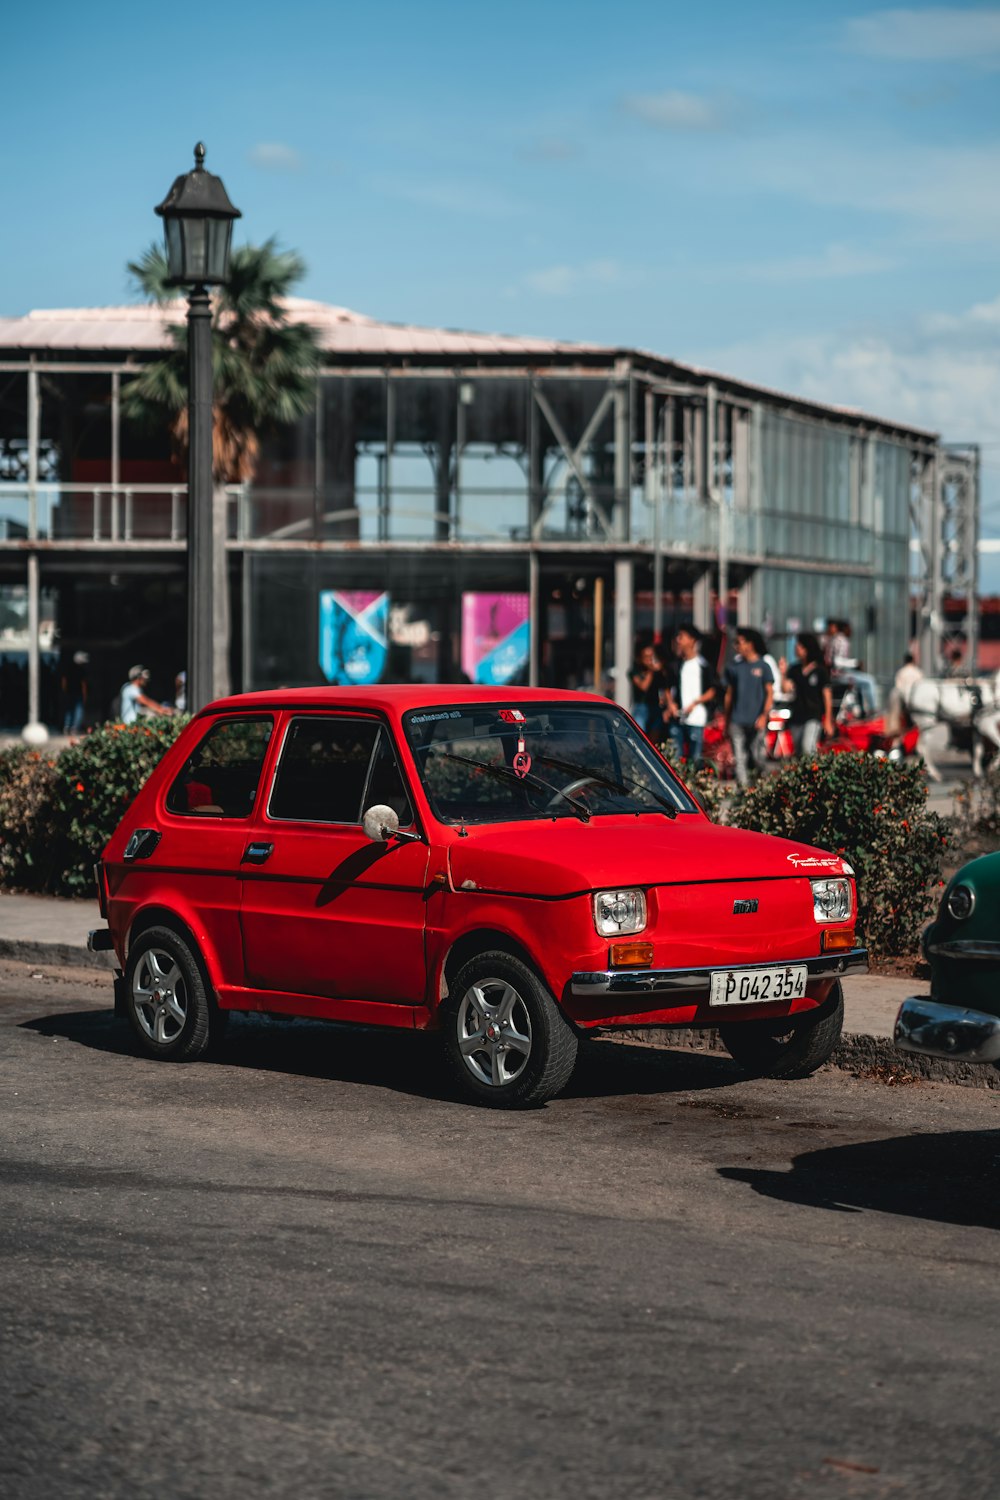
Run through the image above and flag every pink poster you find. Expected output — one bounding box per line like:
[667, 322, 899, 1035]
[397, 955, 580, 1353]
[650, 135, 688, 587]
[461, 593, 530, 685]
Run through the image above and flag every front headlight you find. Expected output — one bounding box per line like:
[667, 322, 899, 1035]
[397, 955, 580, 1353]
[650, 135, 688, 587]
[593, 888, 647, 936]
[946, 883, 975, 921]
[811, 877, 852, 923]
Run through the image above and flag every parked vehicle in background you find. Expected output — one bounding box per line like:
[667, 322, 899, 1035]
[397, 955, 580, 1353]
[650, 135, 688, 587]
[895, 851, 1000, 1069]
[89, 687, 866, 1107]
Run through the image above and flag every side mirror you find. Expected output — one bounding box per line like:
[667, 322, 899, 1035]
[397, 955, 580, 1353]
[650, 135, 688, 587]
[362, 804, 422, 844]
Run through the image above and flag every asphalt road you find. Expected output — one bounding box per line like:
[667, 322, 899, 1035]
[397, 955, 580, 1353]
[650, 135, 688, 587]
[2, 960, 998, 1500]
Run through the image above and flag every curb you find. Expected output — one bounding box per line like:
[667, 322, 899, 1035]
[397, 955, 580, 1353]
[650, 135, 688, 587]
[603, 1025, 1000, 1091]
[0, 938, 110, 970]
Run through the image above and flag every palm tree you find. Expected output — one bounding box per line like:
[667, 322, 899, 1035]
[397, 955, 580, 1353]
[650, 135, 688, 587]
[123, 240, 323, 695]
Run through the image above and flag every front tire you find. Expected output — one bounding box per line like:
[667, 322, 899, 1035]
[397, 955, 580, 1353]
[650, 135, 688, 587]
[719, 983, 844, 1079]
[124, 925, 213, 1062]
[443, 951, 578, 1108]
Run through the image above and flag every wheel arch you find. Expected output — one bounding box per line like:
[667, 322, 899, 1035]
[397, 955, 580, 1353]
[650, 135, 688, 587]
[126, 906, 219, 995]
[439, 928, 542, 1002]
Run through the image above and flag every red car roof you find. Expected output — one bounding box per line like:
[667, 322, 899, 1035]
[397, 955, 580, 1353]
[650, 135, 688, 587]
[200, 684, 612, 718]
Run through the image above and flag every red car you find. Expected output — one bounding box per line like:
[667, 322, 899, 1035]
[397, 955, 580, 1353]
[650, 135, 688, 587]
[89, 687, 867, 1108]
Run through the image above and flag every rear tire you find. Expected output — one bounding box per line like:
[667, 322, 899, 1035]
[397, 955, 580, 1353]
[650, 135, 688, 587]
[124, 925, 213, 1062]
[719, 983, 844, 1080]
[442, 951, 578, 1108]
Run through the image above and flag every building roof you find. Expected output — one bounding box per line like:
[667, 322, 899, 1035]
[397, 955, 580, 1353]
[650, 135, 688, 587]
[0, 297, 938, 440]
[0, 297, 608, 360]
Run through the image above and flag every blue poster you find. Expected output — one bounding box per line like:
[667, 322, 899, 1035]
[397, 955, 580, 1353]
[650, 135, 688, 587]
[318, 590, 389, 685]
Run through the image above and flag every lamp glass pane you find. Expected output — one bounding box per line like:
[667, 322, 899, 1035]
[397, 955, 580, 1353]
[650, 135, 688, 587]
[164, 218, 184, 282]
[204, 218, 233, 283]
[183, 218, 208, 282]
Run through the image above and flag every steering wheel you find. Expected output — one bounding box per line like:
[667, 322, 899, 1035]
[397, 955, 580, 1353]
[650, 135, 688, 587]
[545, 776, 600, 811]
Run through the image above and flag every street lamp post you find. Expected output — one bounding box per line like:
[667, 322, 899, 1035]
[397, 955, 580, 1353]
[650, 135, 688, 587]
[155, 143, 240, 712]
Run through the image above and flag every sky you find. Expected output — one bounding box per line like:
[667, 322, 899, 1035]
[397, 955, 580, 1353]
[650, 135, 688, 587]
[4, 0, 999, 587]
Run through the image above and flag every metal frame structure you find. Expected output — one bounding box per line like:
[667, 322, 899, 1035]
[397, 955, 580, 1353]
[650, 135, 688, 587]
[0, 304, 981, 727]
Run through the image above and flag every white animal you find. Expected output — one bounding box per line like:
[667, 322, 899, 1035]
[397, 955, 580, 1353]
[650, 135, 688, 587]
[903, 671, 1000, 781]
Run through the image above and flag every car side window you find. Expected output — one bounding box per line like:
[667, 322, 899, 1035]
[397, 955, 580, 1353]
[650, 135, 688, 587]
[362, 728, 414, 827]
[268, 716, 381, 824]
[165, 716, 273, 818]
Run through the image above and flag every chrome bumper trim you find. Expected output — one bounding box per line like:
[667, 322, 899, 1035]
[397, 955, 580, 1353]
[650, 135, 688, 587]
[570, 948, 868, 998]
[87, 927, 114, 953]
[925, 939, 1000, 962]
[894, 998, 1000, 1064]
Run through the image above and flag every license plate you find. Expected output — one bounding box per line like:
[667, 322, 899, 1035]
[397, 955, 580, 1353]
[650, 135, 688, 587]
[709, 965, 807, 1007]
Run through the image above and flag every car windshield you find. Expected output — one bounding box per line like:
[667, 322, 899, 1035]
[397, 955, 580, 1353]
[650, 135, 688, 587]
[404, 702, 699, 825]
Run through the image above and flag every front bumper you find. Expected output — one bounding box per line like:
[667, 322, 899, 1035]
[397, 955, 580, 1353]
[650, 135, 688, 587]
[894, 997, 1000, 1064]
[570, 947, 868, 998]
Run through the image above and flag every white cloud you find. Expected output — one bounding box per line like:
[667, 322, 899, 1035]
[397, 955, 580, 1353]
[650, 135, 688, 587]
[846, 7, 1000, 62]
[742, 138, 1000, 246]
[378, 177, 523, 219]
[521, 260, 622, 296]
[622, 90, 729, 131]
[742, 243, 897, 281]
[519, 137, 580, 162]
[247, 143, 303, 173]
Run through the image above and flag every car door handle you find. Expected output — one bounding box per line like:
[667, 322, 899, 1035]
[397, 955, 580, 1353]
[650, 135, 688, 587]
[242, 842, 274, 864]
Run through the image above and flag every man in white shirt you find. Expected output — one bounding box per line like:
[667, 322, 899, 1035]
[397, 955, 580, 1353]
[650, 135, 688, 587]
[668, 624, 716, 765]
[119, 665, 174, 724]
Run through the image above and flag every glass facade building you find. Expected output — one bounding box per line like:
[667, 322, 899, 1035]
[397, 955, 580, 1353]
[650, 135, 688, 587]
[0, 301, 971, 727]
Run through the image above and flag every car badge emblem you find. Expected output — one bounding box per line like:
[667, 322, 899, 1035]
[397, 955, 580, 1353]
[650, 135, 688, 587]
[733, 898, 759, 914]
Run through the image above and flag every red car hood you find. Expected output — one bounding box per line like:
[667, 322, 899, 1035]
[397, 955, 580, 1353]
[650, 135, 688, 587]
[446, 815, 850, 898]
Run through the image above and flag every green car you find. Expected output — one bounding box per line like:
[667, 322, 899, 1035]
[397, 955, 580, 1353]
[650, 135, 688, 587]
[895, 851, 1000, 1066]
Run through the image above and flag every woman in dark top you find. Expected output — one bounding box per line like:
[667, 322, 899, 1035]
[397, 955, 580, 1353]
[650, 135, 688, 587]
[783, 632, 834, 756]
[630, 643, 668, 744]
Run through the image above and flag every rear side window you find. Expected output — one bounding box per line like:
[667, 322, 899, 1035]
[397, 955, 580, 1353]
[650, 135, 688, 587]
[166, 717, 273, 818]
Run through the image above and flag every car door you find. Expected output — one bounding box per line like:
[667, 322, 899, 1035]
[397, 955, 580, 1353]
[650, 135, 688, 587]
[239, 712, 430, 1004]
[149, 713, 276, 986]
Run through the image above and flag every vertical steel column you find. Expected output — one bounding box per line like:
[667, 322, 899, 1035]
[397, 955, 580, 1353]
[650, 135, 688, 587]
[186, 287, 215, 712]
[26, 553, 41, 735]
[613, 363, 631, 542]
[383, 377, 394, 542]
[529, 380, 543, 539]
[613, 558, 634, 707]
[593, 576, 604, 693]
[313, 372, 324, 541]
[918, 451, 942, 674]
[111, 371, 120, 545]
[22, 366, 46, 740]
[693, 571, 711, 633]
[646, 388, 663, 641]
[966, 447, 981, 669]
[528, 549, 540, 687]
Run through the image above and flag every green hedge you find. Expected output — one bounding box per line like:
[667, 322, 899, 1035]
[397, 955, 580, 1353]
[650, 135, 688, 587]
[729, 753, 950, 957]
[0, 719, 188, 897]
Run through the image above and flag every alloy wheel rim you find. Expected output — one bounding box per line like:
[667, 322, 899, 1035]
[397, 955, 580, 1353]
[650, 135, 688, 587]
[132, 948, 188, 1045]
[457, 978, 532, 1088]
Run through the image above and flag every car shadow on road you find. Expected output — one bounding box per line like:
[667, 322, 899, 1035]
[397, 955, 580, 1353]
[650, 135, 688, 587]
[719, 1131, 1000, 1230]
[21, 1009, 742, 1104]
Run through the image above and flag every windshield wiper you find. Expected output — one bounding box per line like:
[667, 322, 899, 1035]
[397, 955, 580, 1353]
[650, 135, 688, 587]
[535, 754, 678, 819]
[437, 751, 592, 822]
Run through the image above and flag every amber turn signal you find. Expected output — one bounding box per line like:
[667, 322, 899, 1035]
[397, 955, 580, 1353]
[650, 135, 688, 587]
[609, 942, 654, 968]
[821, 928, 856, 952]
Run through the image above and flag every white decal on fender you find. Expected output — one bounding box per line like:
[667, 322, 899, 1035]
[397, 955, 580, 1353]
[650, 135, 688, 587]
[786, 853, 842, 870]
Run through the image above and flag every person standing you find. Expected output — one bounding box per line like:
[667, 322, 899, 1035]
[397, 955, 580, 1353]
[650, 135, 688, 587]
[723, 628, 774, 784]
[783, 632, 834, 756]
[669, 624, 715, 765]
[630, 643, 668, 744]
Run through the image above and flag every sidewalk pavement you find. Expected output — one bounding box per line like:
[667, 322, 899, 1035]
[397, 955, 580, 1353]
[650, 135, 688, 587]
[1, 890, 993, 1088]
